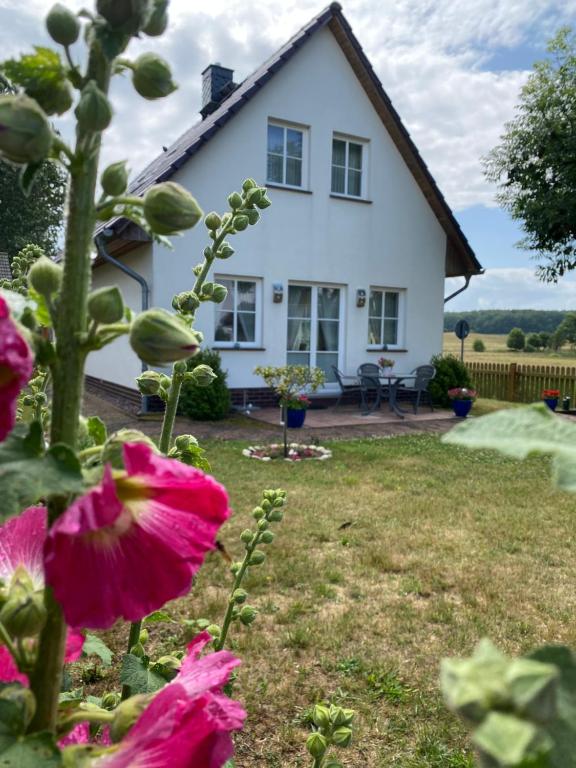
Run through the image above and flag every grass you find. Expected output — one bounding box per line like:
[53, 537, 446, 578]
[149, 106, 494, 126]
[443, 332, 576, 367]
[99, 433, 576, 767]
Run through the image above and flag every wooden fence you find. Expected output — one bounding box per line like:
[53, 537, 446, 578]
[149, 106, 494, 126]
[467, 361, 576, 403]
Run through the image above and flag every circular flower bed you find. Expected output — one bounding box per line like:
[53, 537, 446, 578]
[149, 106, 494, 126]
[242, 443, 332, 462]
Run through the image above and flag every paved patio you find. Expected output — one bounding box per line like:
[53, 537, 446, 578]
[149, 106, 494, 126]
[246, 405, 455, 429]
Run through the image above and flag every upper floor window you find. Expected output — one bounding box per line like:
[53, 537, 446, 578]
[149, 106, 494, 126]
[267, 121, 305, 188]
[331, 136, 365, 197]
[214, 277, 262, 347]
[368, 289, 404, 347]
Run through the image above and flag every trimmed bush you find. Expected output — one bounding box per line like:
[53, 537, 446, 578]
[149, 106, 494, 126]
[507, 327, 525, 350]
[429, 354, 473, 407]
[178, 348, 231, 421]
[472, 339, 485, 352]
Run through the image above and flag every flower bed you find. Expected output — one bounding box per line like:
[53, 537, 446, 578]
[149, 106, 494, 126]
[242, 443, 332, 461]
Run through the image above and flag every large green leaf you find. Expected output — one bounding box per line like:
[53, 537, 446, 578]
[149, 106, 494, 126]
[0, 423, 84, 520]
[0, 733, 62, 767]
[442, 405, 576, 491]
[119, 654, 166, 695]
[86, 417, 107, 447]
[529, 646, 576, 767]
[82, 634, 113, 667]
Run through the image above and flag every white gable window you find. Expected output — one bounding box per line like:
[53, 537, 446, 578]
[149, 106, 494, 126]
[267, 121, 306, 188]
[214, 277, 262, 347]
[368, 288, 405, 348]
[331, 135, 367, 198]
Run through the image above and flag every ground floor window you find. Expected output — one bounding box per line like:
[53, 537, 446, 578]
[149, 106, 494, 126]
[368, 288, 404, 347]
[287, 284, 342, 383]
[214, 276, 261, 347]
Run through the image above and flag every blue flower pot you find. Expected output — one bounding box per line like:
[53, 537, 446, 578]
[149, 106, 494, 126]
[544, 398, 558, 412]
[286, 408, 306, 428]
[452, 399, 473, 418]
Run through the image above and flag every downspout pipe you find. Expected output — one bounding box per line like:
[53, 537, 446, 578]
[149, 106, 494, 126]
[444, 273, 472, 304]
[94, 230, 151, 413]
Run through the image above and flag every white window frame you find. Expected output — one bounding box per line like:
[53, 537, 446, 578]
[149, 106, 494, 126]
[213, 276, 262, 349]
[266, 119, 309, 190]
[331, 133, 369, 199]
[367, 288, 406, 349]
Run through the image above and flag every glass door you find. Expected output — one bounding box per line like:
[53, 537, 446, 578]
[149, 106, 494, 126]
[287, 285, 342, 383]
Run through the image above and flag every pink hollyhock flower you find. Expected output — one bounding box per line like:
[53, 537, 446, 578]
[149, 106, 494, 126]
[96, 632, 245, 768]
[0, 295, 34, 442]
[44, 443, 230, 629]
[0, 646, 28, 686]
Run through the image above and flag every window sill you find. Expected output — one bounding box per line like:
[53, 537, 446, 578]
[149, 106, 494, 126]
[213, 346, 266, 351]
[330, 194, 372, 204]
[366, 348, 408, 353]
[266, 183, 312, 195]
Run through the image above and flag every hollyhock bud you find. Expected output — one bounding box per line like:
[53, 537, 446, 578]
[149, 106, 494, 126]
[46, 3, 80, 46]
[75, 81, 112, 132]
[233, 215, 249, 232]
[0, 684, 36, 728]
[204, 212, 221, 231]
[269, 509, 284, 522]
[88, 286, 125, 324]
[101, 429, 158, 469]
[239, 529, 253, 544]
[312, 704, 330, 728]
[142, 0, 168, 36]
[246, 187, 263, 206]
[227, 192, 242, 210]
[139, 628, 149, 644]
[306, 732, 328, 759]
[102, 692, 122, 710]
[249, 551, 265, 566]
[0, 296, 34, 441]
[110, 695, 150, 742]
[216, 243, 234, 259]
[0, 95, 52, 165]
[130, 308, 200, 365]
[331, 727, 353, 747]
[172, 291, 200, 314]
[239, 606, 257, 626]
[28, 256, 62, 297]
[135, 370, 163, 396]
[232, 589, 247, 604]
[246, 209, 260, 225]
[132, 53, 177, 100]
[211, 284, 228, 303]
[256, 193, 272, 210]
[96, 0, 153, 35]
[0, 574, 46, 638]
[143, 182, 203, 235]
[101, 161, 129, 197]
[260, 531, 274, 544]
[242, 178, 257, 192]
[188, 364, 216, 388]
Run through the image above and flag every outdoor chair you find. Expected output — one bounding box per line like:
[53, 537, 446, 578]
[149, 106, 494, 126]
[398, 364, 436, 413]
[331, 366, 362, 409]
[357, 363, 390, 408]
[359, 374, 384, 414]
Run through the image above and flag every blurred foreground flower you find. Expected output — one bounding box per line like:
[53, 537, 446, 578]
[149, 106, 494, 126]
[44, 443, 229, 628]
[0, 295, 34, 441]
[96, 631, 245, 768]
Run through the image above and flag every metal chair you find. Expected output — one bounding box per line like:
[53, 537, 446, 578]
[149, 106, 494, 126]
[359, 374, 383, 414]
[331, 367, 362, 409]
[399, 364, 436, 413]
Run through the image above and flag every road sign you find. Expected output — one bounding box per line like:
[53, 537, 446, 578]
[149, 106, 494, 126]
[454, 320, 470, 340]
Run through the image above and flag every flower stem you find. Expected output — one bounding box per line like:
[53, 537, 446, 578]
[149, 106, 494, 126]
[28, 41, 112, 735]
[120, 618, 144, 700]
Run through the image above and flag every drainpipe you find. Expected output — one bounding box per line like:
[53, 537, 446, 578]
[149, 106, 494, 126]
[94, 230, 151, 413]
[444, 274, 472, 304]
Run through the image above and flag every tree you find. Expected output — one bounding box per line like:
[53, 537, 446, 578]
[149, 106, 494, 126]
[0, 79, 66, 259]
[556, 312, 576, 347]
[485, 28, 576, 282]
[538, 331, 551, 348]
[507, 327, 526, 350]
[527, 332, 543, 349]
[473, 338, 485, 352]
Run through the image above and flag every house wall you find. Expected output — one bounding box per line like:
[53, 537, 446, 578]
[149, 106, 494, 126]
[84, 244, 153, 389]
[91, 26, 447, 392]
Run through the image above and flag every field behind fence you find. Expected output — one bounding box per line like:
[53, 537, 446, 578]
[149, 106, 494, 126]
[467, 361, 576, 403]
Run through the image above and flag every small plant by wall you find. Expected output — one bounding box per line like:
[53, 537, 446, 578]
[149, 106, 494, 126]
[429, 354, 473, 407]
[179, 348, 231, 420]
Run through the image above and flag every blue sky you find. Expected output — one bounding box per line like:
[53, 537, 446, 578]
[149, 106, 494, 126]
[1, 0, 575, 310]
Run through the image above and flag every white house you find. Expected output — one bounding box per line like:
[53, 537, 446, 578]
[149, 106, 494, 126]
[86, 2, 482, 403]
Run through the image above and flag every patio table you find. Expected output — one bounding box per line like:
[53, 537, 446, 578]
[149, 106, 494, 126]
[361, 373, 417, 418]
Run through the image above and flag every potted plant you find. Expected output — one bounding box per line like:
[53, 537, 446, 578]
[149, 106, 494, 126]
[281, 394, 311, 428]
[542, 389, 560, 411]
[448, 387, 477, 418]
[378, 357, 395, 375]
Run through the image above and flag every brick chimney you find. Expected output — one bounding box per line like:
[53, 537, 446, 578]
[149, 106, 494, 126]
[200, 64, 235, 118]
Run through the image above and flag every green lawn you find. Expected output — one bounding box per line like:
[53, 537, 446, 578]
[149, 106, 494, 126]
[132, 433, 574, 767]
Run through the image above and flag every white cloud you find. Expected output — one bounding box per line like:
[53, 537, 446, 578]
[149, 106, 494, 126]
[446, 268, 576, 310]
[1, 0, 575, 210]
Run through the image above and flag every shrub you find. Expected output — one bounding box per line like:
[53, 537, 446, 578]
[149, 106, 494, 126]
[429, 354, 473, 407]
[526, 333, 542, 349]
[472, 338, 485, 352]
[179, 348, 231, 420]
[524, 343, 536, 353]
[507, 327, 525, 350]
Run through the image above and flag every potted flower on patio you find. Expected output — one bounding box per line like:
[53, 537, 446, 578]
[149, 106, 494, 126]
[281, 394, 311, 428]
[542, 388, 560, 411]
[378, 357, 395, 375]
[448, 387, 477, 418]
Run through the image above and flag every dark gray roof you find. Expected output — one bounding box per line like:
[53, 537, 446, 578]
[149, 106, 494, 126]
[0, 253, 11, 281]
[101, 2, 481, 276]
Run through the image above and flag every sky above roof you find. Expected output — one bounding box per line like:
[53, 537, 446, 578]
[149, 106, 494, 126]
[1, 0, 576, 310]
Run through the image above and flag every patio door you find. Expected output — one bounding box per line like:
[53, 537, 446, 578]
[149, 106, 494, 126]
[287, 284, 342, 384]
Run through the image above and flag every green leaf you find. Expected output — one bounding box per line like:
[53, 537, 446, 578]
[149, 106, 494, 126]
[529, 646, 576, 767]
[0, 423, 84, 521]
[86, 417, 107, 447]
[82, 634, 113, 667]
[27, 287, 52, 328]
[442, 404, 576, 491]
[144, 610, 174, 624]
[0, 733, 62, 767]
[119, 654, 166, 695]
